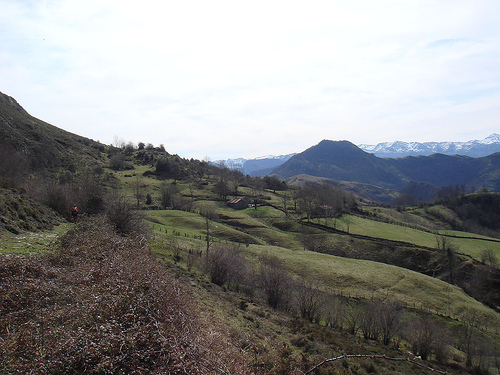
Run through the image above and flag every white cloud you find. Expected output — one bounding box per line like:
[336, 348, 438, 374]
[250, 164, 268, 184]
[0, 0, 499, 159]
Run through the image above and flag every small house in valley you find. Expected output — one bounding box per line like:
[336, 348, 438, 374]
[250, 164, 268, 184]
[227, 197, 249, 210]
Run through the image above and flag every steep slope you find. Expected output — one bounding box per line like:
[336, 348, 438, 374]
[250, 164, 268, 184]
[273, 140, 500, 192]
[0, 187, 63, 234]
[0, 91, 106, 171]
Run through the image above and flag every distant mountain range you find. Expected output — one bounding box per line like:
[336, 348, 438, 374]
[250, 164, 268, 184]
[359, 134, 500, 158]
[271, 140, 500, 202]
[219, 134, 500, 177]
[215, 154, 296, 176]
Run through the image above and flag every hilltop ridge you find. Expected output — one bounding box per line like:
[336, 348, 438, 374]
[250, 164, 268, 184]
[0, 91, 106, 171]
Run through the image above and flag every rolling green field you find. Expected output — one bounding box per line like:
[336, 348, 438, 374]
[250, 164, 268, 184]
[244, 243, 500, 330]
[333, 214, 500, 259]
[145, 208, 500, 335]
[147, 205, 302, 250]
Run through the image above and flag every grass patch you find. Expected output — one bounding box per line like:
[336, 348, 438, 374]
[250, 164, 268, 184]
[334, 215, 500, 259]
[0, 223, 71, 255]
[243, 243, 500, 331]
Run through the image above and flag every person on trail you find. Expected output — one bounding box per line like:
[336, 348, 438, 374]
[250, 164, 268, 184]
[70, 204, 79, 223]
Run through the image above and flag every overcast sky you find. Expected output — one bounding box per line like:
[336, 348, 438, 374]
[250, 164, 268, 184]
[1, 1, 499, 159]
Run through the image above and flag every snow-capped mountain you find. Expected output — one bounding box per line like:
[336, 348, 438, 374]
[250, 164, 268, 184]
[214, 154, 295, 176]
[218, 134, 500, 176]
[359, 134, 500, 158]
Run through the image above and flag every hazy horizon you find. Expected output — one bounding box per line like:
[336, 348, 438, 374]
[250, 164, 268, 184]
[1, 1, 499, 159]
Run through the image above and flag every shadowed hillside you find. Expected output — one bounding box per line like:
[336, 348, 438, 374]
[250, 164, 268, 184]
[273, 140, 500, 195]
[0, 91, 106, 172]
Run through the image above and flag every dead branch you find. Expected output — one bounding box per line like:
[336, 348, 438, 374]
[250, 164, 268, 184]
[302, 354, 448, 375]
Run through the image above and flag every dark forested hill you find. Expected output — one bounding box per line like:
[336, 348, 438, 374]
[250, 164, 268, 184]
[0, 91, 106, 172]
[274, 140, 404, 188]
[273, 140, 500, 192]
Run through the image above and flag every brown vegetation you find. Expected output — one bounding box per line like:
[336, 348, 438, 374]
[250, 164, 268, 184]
[0, 217, 246, 374]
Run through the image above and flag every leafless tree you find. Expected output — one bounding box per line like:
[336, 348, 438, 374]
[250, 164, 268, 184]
[258, 254, 292, 310]
[360, 300, 381, 341]
[282, 191, 289, 216]
[344, 302, 362, 335]
[294, 280, 324, 323]
[458, 309, 481, 368]
[135, 175, 144, 206]
[205, 244, 248, 288]
[435, 234, 458, 284]
[340, 215, 354, 233]
[404, 315, 443, 361]
[324, 296, 345, 330]
[159, 182, 179, 209]
[199, 204, 218, 256]
[378, 300, 403, 346]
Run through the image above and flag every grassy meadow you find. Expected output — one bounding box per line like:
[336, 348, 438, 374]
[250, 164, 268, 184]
[332, 214, 500, 259]
[145, 206, 500, 336]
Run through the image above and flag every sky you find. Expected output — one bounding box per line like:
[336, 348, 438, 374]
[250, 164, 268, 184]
[1, 1, 499, 160]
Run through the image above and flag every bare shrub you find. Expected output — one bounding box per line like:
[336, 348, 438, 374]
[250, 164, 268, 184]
[104, 191, 149, 236]
[186, 249, 201, 272]
[294, 280, 324, 323]
[481, 248, 498, 267]
[25, 170, 106, 220]
[35, 178, 73, 217]
[0, 144, 28, 188]
[205, 244, 248, 288]
[299, 232, 329, 252]
[109, 153, 127, 170]
[404, 315, 447, 361]
[0, 216, 247, 373]
[258, 254, 293, 310]
[76, 169, 106, 215]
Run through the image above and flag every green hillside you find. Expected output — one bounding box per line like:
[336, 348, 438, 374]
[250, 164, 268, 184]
[331, 214, 500, 260]
[1, 91, 500, 374]
[145, 207, 500, 326]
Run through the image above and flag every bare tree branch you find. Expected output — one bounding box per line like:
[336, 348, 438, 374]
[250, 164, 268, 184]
[302, 354, 448, 375]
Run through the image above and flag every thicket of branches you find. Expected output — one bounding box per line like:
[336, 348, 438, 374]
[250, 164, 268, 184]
[0, 217, 246, 374]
